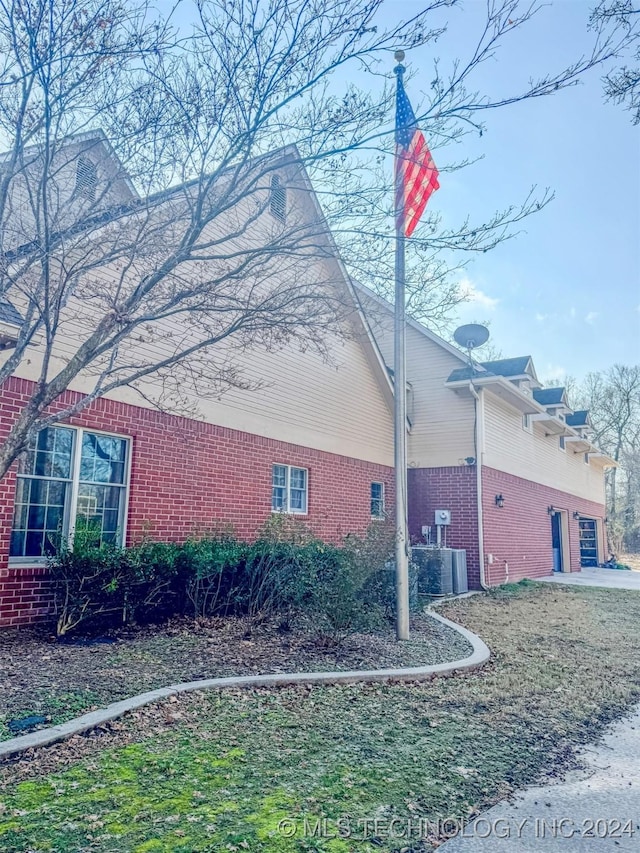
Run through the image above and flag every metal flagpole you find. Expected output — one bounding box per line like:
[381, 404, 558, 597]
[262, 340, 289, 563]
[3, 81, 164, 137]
[394, 50, 410, 641]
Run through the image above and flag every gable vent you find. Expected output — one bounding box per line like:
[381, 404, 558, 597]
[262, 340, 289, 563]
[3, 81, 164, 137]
[269, 174, 286, 222]
[75, 156, 97, 201]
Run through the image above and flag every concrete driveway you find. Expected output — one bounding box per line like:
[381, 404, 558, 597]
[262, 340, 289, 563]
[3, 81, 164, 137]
[439, 708, 640, 851]
[538, 567, 640, 591]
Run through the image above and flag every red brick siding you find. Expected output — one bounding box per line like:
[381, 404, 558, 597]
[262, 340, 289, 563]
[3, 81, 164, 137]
[482, 466, 606, 585]
[408, 466, 480, 589]
[0, 377, 394, 627]
[0, 566, 51, 627]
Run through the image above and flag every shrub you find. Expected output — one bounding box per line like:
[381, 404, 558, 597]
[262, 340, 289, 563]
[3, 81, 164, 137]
[48, 516, 398, 642]
[240, 515, 318, 624]
[126, 539, 184, 622]
[48, 528, 134, 636]
[305, 546, 386, 647]
[181, 532, 249, 617]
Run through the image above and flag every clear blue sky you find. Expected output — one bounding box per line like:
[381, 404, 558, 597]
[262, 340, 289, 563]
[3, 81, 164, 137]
[379, 0, 639, 382]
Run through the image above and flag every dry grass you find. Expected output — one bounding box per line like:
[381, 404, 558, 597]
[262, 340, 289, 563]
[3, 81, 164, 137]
[2, 582, 640, 852]
[620, 552, 640, 571]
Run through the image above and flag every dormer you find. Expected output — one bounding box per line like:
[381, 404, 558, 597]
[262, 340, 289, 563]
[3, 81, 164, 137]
[565, 410, 592, 438]
[532, 386, 571, 418]
[480, 356, 541, 393]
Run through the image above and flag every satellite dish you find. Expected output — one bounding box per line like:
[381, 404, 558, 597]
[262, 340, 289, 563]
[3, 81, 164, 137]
[453, 323, 490, 350]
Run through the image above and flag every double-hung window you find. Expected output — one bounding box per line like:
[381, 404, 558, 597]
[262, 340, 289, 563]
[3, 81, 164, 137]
[10, 426, 130, 559]
[272, 464, 307, 514]
[371, 482, 385, 519]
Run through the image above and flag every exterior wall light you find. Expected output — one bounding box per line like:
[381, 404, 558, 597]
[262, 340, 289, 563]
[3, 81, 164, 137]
[495, 494, 505, 508]
[573, 511, 581, 520]
[547, 505, 555, 514]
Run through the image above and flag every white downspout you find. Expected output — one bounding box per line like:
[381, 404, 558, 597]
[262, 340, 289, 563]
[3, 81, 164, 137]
[469, 382, 489, 589]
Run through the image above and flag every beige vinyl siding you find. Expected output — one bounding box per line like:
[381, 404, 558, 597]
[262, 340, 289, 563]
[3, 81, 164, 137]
[5, 164, 394, 467]
[483, 393, 607, 503]
[403, 325, 475, 467]
[362, 295, 475, 467]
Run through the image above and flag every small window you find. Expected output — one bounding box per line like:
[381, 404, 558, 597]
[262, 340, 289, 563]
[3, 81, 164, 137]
[272, 464, 307, 514]
[584, 452, 590, 465]
[269, 175, 286, 222]
[522, 414, 532, 433]
[75, 156, 97, 201]
[559, 435, 566, 451]
[371, 482, 385, 519]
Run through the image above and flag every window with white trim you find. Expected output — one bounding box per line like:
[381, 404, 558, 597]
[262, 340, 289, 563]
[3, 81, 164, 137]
[272, 464, 307, 514]
[10, 426, 130, 558]
[522, 414, 533, 433]
[371, 482, 385, 519]
[559, 435, 566, 452]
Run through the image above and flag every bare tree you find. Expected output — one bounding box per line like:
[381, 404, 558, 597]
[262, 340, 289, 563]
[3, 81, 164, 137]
[0, 0, 630, 482]
[590, 0, 640, 123]
[574, 365, 640, 553]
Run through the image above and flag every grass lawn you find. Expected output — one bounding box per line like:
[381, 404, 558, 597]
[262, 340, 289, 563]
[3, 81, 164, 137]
[2, 581, 640, 852]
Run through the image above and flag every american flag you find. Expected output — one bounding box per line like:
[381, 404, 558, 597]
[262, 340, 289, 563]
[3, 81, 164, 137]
[395, 74, 439, 237]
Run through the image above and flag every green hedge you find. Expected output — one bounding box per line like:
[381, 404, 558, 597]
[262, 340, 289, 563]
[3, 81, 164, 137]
[47, 516, 396, 645]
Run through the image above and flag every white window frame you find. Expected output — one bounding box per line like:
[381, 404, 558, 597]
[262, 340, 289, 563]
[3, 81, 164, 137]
[522, 414, 533, 433]
[558, 435, 566, 452]
[9, 425, 132, 564]
[371, 482, 385, 519]
[271, 464, 308, 515]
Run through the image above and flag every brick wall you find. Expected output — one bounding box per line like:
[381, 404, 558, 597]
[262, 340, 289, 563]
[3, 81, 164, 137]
[0, 377, 394, 627]
[408, 466, 480, 589]
[482, 466, 606, 585]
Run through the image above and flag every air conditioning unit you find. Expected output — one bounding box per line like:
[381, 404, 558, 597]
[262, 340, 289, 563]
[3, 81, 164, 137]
[412, 546, 453, 597]
[451, 549, 468, 594]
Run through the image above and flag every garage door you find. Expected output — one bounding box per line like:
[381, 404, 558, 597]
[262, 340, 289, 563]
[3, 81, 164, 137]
[578, 518, 598, 567]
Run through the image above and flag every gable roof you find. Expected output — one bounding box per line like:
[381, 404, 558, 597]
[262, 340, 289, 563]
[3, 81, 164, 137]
[480, 356, 535, 379]
[0, 299, 23, 327]
[566, 410, 590, 428]
[533, 387, 567, 406]
[446, 355, 539, 384]
[446, 364, 488, 383]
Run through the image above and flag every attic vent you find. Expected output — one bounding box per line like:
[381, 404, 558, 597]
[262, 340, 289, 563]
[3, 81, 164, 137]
[269, 174, 286, 222]
[75, 156, 97, 201]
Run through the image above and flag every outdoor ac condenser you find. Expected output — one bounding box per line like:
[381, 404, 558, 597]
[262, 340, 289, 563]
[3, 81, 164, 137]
[411, 546, 454, 597]
[450, 549, 468, 595]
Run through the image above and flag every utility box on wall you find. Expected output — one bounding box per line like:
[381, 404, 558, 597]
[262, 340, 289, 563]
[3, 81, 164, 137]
[434, 509, 451, 526]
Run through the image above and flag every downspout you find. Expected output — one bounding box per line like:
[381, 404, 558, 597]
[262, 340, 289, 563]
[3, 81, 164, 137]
[469, 382, 489, 589]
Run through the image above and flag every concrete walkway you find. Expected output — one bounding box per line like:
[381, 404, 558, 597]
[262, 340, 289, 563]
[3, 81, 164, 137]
[440, 708, 640, 851]
[539, 567, 640, 590]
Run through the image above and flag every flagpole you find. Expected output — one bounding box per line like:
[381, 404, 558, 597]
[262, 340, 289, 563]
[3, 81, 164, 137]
[394, 50, 410, 641]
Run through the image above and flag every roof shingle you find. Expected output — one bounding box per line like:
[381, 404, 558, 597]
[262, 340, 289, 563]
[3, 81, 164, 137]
[0, 299, 23, 327]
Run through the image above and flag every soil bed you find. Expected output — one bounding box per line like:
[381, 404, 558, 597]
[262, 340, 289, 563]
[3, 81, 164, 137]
[0, 611, 470, 738]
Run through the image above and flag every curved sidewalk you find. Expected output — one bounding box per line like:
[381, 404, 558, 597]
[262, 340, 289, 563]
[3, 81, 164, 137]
[0, 610, 489, 760]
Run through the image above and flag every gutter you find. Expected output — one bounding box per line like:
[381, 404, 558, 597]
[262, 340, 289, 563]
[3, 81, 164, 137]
[468, 381, 489, 589]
